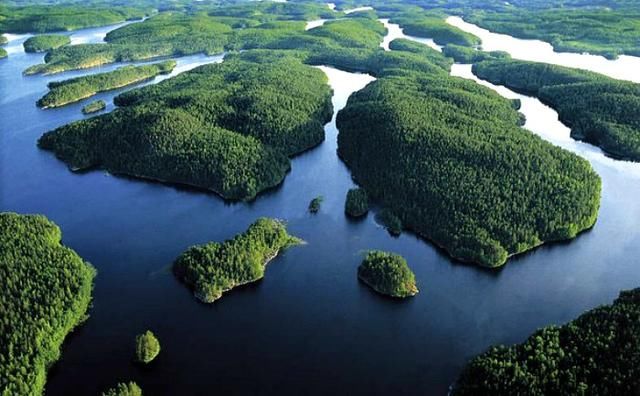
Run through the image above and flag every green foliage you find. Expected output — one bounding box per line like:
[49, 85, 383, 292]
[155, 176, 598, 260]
[101, 381, 142, 396]
[173, 218, 301, 303]
[308, 196, 323, 213]
[23, 34, 70, 53]
[454, 288, 640, 395]
[82, 99, 106, 114]
[135, 330, 160, 364]
[337, 66, 601, 267]
[358, 250, 418, 298]
[378, 209, 402, 236]
[473, 59, 640, 161]
[0, 5, 147, 33]
[442, 44, 510, 63]
[345, 187, 369, 218]
[0, 212, 96, 396]
[38, 52, 332, 201]
[37, 60, 176, 108]
[390, 11, 481, 47]
[467, 7, 640, 59]
[0, 47, 6, 59]
[0, 34, 7, 45]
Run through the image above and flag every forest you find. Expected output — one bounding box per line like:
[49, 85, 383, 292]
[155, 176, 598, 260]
[0, 47, 6, 58]
[23, 34, 70, 52]
[453, 288, 640, 395]
[135, 331, 160, 364]
[358, 251, 418, 298]
[0, 213, 96, 395]
[82, 99, 106, 114]
[37, 60, 176, 108]
[38, 51, 332, 201]
[173, 218, 301, 303]
[473, 59, 640, 161]
[389, 11, 480, 47]
[336, 50, 601, 267]
[345, 187, 369, 218]
[102, 382, 142, 396]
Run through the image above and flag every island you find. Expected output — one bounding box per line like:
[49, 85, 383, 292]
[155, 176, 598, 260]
[473, 59, 640, 161]
[38, 52, 332, 201]
[390, 11, 481, 47]
[23, 34, 70, 53]
[135, 330, 160, 364]
[173, 218, 302, 303]
[0, 212, 96, 395]
[37, 60, 176, 108]
[453, 288, 640, 395]
[358, 251, 418, 298]
[308, 196, 323, 213]
[345, 187, 368, 217]
[102, 382, 142, 396]
[82, 99, 106, 114]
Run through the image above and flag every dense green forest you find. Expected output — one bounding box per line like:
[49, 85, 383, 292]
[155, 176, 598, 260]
[336, 48, 601, 267]
[23, 34, 70, 52]
[102, 382, 142, 396]
[442, 44, 509, 63]
[0, 47, 6, 58]
[467, 7, 640, 59]
[173, 218, 301, 303]
[135, 331, 160, 364]
[389, 11, 480, 47]
[37, 60, 175, 108]
[0, 213, 96, 395]
[0, 5, 147, 33]
[38, 52, 332, 200]
[454, 288, 640, 395]
[82, 99, 106, 114]
[473, 59, 640, 161]
[345, 187, 368, 218]
[308, 196, 323, 213]
[358, 251, 418, 298]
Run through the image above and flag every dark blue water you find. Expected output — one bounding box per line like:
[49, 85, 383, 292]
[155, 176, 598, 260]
[1, 22, 639, 396]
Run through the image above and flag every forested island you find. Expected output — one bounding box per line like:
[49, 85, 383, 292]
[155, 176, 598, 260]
[102, 382, 142, 396]
[473, 59, 640, 161]
[37, 60, 176, 108]
[390, 11, 480, 46]
[38, 52, 332, 200]
[135, 330, 160, 364]
[23, 34, 70, 52]
[0, 213, 96, 395]
[345, 187, 368, 218]
[173, 218, 301, 303]
[358, 251, 418, 298]
[454, 288, 640, 395]
[82, 99, 106, 114]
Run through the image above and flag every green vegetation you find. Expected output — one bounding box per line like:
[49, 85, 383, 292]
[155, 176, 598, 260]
[308, 196, 323, 213]
[336, 50, 601, 267]
[358, 251, 418, 298]
[0, 34, 7, 45]
[473, 59, 640, 161]
[101, 381, 142, 396]
[82, 99, 106, 114]
[0, 47, 6, 59]
[467, 7, 640, 59]
[0, 5, 147, 33]
[390, 11, 481, 47]
[454, 288, 640, 395]
[442, 44, 510, 63]
[135, 330, 160, 364]
[23, 34, 70, 52]
[0, 212, 96, 396]
[345, 187, 369, 217]
[378, 210, 403, 236]
[173, 218, 302, 303]
[37, 60, 176, 108]
[38, 52, 332, 201]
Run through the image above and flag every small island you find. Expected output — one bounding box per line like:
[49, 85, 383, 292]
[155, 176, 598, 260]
[0, 213, 96, 395]
[135, 330, 160, 364]
[345, 187, 368, 217]
[23, 34, 70, 53]
[102, 381, 142, 396]
[358, 251, 418, 298]
[82, 99, 106, 114]
[308, 196, 323, 213]
[453, 288, 640, 395]
[173, 218, 302, 303]
[37, 60, 176, 108]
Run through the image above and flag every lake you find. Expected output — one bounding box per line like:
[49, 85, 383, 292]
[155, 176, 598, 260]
[1, 15, 639, 396]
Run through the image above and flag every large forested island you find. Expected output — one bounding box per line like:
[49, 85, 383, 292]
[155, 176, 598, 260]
[38, 52, 332, 200]
[0, 213, 96, 395]
[23, 34, 71, 53]
[358, 251, 418, 298]
[453, 288, 640, 395]
[37, 60, 176, 108]
[173, 218, 301, 303]
[473, 59, 640, 161]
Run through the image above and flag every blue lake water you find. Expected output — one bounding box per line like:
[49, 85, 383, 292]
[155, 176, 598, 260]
[1, 17, 639, 396]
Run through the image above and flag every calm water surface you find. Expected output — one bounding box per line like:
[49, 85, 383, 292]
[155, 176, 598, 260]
[1, 15, 639, 396]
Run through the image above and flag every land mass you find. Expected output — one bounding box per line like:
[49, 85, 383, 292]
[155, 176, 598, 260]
[358, 251, 418, 298]
[23, 34, 70, 53]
